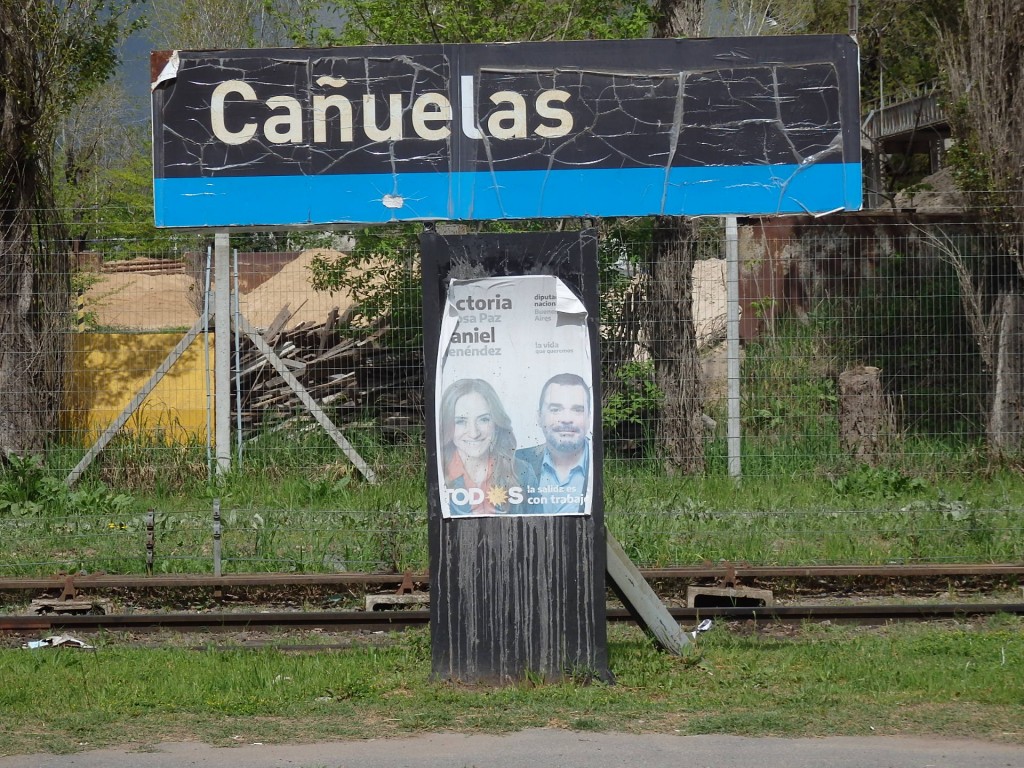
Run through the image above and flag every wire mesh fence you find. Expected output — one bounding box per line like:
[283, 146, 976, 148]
[3, 209, 1024, 576]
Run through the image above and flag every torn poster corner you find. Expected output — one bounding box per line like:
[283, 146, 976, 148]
[151, 50, 179, 92]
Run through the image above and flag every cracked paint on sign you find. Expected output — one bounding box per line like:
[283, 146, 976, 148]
[151, 36, 861, 227]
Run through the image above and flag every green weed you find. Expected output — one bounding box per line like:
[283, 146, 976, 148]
[603, 360, 663, 458]
[831, 464, 929, 500]
[8, 438, 1024, 575]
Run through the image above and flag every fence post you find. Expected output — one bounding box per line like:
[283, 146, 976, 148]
[212, 498, 222, 579]
[214, 232, 232, 475]
[203, 245, 213, 479]
[726, 216, 742, 478]
[145, 508, 155, 576]
[232, 248, 244, 463]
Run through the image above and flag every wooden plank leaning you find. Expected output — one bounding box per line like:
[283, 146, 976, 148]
[234, 312, 377, 484]
[606, 531, 691, 654]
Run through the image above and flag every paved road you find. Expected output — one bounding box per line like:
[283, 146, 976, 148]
[2, 730, 1022, 768]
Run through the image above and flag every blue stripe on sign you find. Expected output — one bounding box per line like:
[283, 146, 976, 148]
[154, 163, 862, 227]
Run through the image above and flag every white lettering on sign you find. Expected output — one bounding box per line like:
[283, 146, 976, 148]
[209, 75, 574, 146]
[313, 77, 353, 142]
[487, 91, 527, 139]
[445, 486, 525, 507]
[210, 80, 258, 145]
[535, 89, 573, 137]
[445, 487, 484, 506]
[265, 96, 303, 144]
[411, 92, 453, 140]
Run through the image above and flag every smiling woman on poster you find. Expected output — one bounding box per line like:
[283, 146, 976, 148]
[439, 378, 538, 516]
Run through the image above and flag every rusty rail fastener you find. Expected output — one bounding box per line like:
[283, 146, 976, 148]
[59, 575, 77, 601]
[720, 562, 740, 589]
[396, 570, 416, 595]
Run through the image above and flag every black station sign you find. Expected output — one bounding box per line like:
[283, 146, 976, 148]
[152, 35, 861, 227]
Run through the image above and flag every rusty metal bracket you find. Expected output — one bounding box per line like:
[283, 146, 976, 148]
[59, 576, 78, 601]
[719, 562, 742, 589]
[396, 570, 416, 595]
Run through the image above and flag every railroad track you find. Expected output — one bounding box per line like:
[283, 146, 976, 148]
[3, 564, 1021, 636]
[3, 603, 1023, 635]
[2, 562, 1023, 593]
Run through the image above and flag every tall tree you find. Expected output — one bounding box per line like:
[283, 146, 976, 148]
[643, 2, 814, 473]
[655, 0, 705, 37]
[0, 0, 138, 458]
[150, 0, 292, 49]
[646, 0, 707, 475]
[941, 0, 1024, 451]
[804, 0, 963, 195]
[289, 0, 710, 472]
[56, 80, 146, 250]
[707, 0, 808, 35]
[806, 0, 962, 104]
[275, 0, 650, 46]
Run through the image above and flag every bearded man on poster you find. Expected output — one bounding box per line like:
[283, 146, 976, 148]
[515, 373, 592, 515]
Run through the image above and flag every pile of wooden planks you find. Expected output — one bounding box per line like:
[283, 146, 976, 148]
[232, 304, 424, 441]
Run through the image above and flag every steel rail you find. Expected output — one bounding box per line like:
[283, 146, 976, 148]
[3, 603, 1023, 634]
[2, 563, 1022, 593]
[0, 573, 418, 591]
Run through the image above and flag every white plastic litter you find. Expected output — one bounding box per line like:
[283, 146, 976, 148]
[23, 635, 95, 650]
[689, 618, 714, 639]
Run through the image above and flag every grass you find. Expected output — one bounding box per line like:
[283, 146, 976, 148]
[1, 618, 1022, 755]
[4, 490, 1023, 577]
[3, 440, 1024, 575]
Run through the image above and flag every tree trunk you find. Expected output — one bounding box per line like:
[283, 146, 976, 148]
[654, 0, 705, 37]
[0, 223, 70, 459]
[649, 216, 705, 475]
[0, 5, 72, 459]
[648, 0, 706, 474]
[987, 290, 1024, 453]
[943, 1, 1024, 456]
[838, 365, 894, 465]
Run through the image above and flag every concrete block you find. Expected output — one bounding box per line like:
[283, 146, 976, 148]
[29, 598, 111, 615]
[365, 593, 430, 611]
[686, 585, 773, 608]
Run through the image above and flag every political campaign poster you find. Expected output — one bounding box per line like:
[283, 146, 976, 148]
[435, 275, 593, 518]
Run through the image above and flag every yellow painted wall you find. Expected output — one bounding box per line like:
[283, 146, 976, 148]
[66, 332, 214, 445]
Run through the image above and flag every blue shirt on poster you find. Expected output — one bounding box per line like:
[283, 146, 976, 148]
[537, 441, 589, 514]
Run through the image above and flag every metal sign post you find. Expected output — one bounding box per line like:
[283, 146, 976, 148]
[726, 216, 742, 479]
